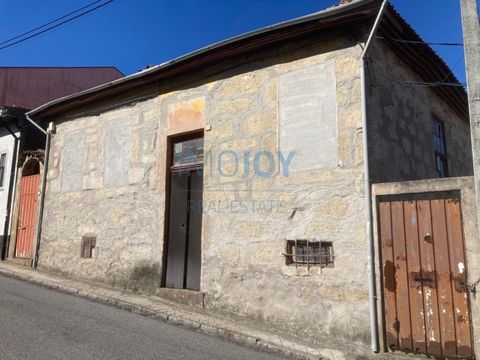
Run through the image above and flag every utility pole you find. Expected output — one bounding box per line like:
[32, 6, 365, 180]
[461, 0, 480, 224]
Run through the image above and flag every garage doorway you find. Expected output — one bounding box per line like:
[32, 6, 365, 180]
[165, 134, 203, 291]
[378, 192, 473, 359]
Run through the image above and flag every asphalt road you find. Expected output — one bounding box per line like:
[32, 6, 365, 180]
[0, 275, 283, 360]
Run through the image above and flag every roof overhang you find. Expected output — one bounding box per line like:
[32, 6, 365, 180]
[27, 0, 468, 121]
[27, 0, 380, 119]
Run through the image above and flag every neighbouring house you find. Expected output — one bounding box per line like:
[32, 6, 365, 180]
[0, 67, 124, 260]
[21, 1, 480, 359]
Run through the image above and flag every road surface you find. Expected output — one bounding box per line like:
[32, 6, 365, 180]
[0, 275, 282, 360]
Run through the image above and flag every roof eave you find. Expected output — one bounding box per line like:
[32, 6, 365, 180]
[27, 0, 380, 119]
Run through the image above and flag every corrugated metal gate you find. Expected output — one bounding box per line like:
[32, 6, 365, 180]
[379, 194, 473, 359]
[15, 174, 40, 259]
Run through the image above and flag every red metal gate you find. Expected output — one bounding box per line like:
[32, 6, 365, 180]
[379, 195, 473, 359]
[15, 174, 40, 259]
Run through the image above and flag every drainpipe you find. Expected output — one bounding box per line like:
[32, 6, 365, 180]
[361, 0, 389, 353]
[25, 113, 53, 268]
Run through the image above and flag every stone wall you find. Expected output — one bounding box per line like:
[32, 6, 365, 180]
[40, 100, 162, 292]
[200, 42, 369, 344]
[39, 32, 371, 345]
[367, 41, 473, 183]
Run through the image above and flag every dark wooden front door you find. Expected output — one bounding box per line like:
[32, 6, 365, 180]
[165, 135, 203, 290]
[15, 174, 40, 259]
[379, 194, 473, 359]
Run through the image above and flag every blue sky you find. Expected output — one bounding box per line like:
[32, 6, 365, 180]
[0, 0, 466, 82]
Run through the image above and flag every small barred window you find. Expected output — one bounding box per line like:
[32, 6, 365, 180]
[81, 236, 96, 258]
[285, 240, 334, 267]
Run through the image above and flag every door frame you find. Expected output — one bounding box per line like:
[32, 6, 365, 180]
[9, 156, 42, 262]
[161, 130, 204, 289]
[375, 189, 475, 357]
[14, 173, 41, 259]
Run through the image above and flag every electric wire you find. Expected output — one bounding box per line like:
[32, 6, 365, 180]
[0, 0, 105, 47]
[373, 35, 463, 46]
[0, 0, 114, 51]
[439, 54, 465, 84]
[373, 66, 466, 88]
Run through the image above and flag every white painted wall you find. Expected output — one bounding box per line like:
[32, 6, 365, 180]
[0, 127, 19, 237]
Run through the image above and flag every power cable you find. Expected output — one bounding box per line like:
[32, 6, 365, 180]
[374, 35, 463, 46]
[439, 54, 465, 84]
[0, 0, 114, 51]
[356, 32, 464, 46]
[374, 69, 466, 88]
[0, 0, 105, 47]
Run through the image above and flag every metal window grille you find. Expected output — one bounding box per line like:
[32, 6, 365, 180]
[432, 117, 448, 178]
[80, 236, 96, 258]
[284, 240, 334, 268]
[0, 153, 6, 187]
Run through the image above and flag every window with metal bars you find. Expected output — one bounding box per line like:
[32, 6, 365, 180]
[285, 240, 334, 267]
[80, 236, 96, 258]
[0, 153, 6, 187]
[432, 117, 448, 178]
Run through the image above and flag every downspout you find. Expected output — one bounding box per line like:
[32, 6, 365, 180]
[361, 0, 389, 353]
[25, 113, 52, 268]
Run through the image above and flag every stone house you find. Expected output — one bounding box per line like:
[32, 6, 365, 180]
[21, 0, 479, 359]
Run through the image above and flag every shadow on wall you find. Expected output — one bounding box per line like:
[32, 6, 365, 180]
[111, 262, 161, 294]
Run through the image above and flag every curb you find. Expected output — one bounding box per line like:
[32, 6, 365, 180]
[0, 267, 323, 360]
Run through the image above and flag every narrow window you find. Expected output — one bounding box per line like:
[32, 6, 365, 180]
[80, 236, 96, 258]
[285, 240, 334, 267]
[0, 153, 6, 187]
[432, 117, 448, 178]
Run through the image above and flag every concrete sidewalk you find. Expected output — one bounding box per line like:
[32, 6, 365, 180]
[0, 261, 377, 360]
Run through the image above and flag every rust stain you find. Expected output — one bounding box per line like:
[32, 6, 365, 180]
[167, 98, 205, 130]
[453, 274, 467, 292]
[384, 260, 396, 292]
[409, 271, 437, 288]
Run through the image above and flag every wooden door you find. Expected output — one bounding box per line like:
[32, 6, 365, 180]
[165, 135, 204, 291]
[165, 169, 203, 290]
[15, 174, 40, 259]
[186, 170, 202, 290]
[379, 194, 473, 359]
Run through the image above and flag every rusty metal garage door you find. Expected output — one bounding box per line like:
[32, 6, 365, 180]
[379, 194, 473, 359]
